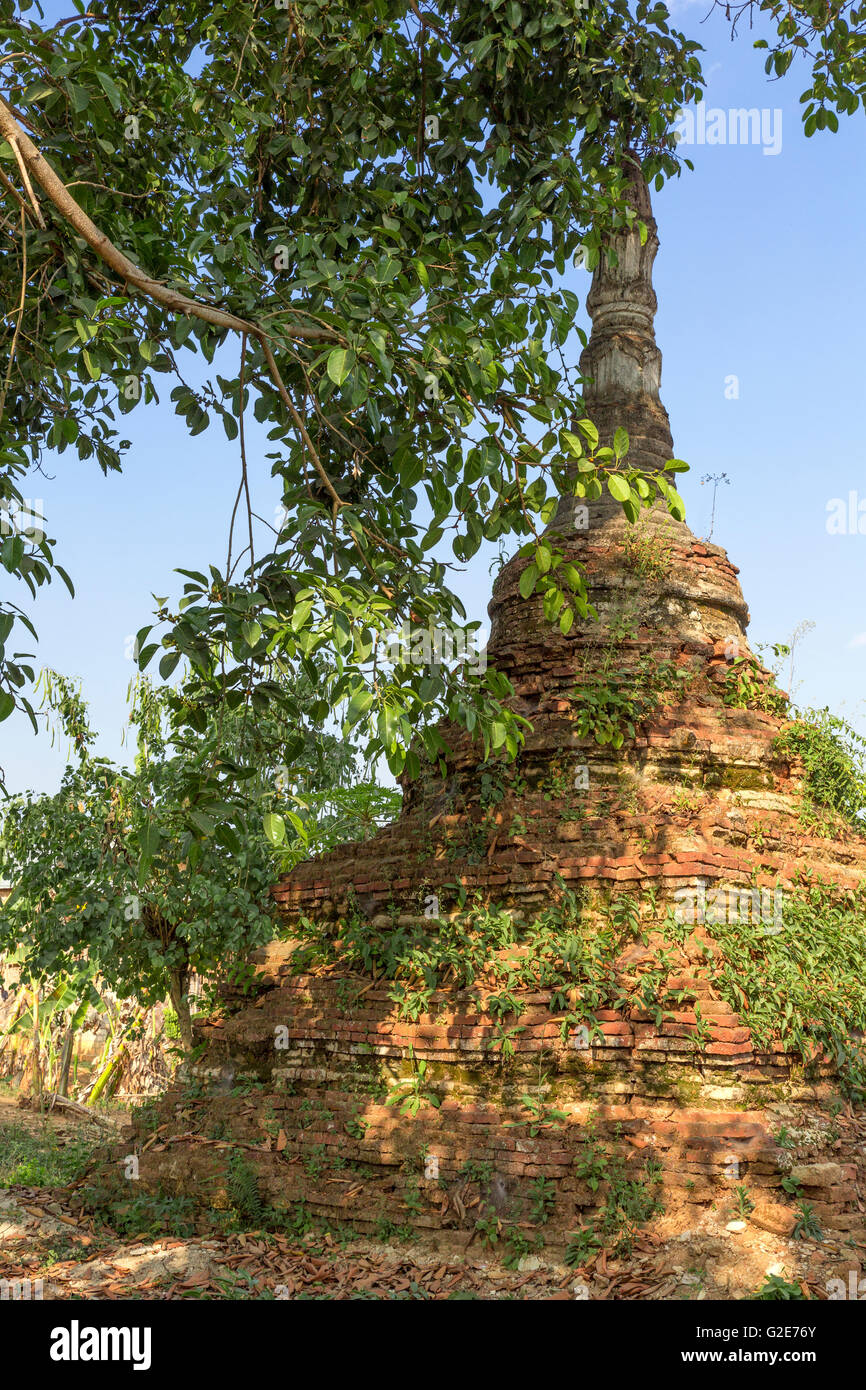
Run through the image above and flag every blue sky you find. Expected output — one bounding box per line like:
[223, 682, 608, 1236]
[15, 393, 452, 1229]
[3, 4, 865, 794]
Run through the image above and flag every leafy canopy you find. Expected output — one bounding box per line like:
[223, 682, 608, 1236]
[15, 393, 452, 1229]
[0, 0, 863, 788]
[0, 0, 703, 783]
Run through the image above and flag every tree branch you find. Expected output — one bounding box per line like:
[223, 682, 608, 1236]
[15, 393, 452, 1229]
[7, 132, 46, 227]
[0, 93, 337, 343]
[0, 91, 348, 514]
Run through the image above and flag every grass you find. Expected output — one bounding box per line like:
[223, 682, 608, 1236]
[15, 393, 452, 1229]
[0, 1077, 113, 1187]
[0, 1121, 100, 1188]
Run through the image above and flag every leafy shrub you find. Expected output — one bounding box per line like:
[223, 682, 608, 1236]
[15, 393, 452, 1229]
[669, 886, 866, 1097]
[227, 1152, 266, 1227]
[752, 1274, 807, 1301]
[723, 657, 789, 715]
[570, 655, 687, 749]
[775, 708, 866, 828]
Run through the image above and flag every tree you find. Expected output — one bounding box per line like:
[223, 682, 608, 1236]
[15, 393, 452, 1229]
[0, 667, 397, 1050]
[0, 0, 862, 789]
[0, 0, 703, 784]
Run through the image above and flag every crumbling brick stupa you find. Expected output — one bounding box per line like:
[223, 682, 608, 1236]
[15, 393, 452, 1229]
[273, 163, 866, 927]
[106, 161, 866, 1264]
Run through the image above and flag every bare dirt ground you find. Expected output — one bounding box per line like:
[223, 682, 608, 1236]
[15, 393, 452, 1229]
[1, 1098, 863, 1300]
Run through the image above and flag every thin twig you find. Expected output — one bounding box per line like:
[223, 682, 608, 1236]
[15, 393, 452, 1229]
[0, 162, 34, 221]
[8, 133, 45, 227]
[0, 206, 27, 423]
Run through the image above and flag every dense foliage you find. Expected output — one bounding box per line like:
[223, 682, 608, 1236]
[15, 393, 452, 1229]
[690, 885, 866, 1098]
[0, 0, 712, 783]
[293, 874, 866, 1095]
[0, 669, 397, 1047]
[775, 707, 866, 829]
[0, 2, 863, 789]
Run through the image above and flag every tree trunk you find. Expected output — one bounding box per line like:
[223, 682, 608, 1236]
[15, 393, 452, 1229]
[56, 1024, 75, 1099]
[168, 968, 194, 1054]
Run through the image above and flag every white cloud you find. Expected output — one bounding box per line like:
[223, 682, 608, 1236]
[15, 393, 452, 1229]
[847, 633, 866, 648]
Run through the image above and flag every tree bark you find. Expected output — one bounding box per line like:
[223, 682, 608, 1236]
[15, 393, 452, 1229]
[168, 968, 194, 1054]
[56, 1023, 74, 1098]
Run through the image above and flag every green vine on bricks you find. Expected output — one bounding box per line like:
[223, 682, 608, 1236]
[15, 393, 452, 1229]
[541, 755, 589, 822]
[436, 757, 529, 865]
[570, 628, 691, 749]
[484, 1021, 526, 1066]
[374, 1216, 414, 1244]
[529, 1176, 557, 1225]
[473, 1215, 502, 1250]
[572, 1118, 611, 1194]
[501, 1226, 544, 1270]
[508, 1089, 568, 1138]
[385, 1050, 442, 1117]
[621, 522, 675, 584]
[723, 656, 788, 715]
[599, 1154, 663, 1258]
[565, 1225, 602, 1267]
[774, 708, 866, 832]
[486, 988, 524, 1020]
[664, 883, 866, 1098]
[290, 881, 680, 1051]
[459, 1159, 494, 1188]
[569, 1121, 664, 1260]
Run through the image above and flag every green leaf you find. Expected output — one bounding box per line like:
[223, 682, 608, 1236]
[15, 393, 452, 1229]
[561, 431, 584, 458]
[347, 688, 374, 724]
[490, 721, 508, 750]
[96, 70, 123, 111]
[263, 812, 287, 846]
[326, 348, 353, 385]
[666, 487, 687, 522]
[607, 475, 631, 503]
[137, 821, 161, 880]
[82, 350, 101, 382]
[159, 650, 181, 680]
[291, 600, 314, 632]
[519, 563, 538, 599]
[576, 419, 599, 450]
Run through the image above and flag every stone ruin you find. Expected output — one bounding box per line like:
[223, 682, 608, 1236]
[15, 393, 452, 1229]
[104, 161, 866, 1267]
